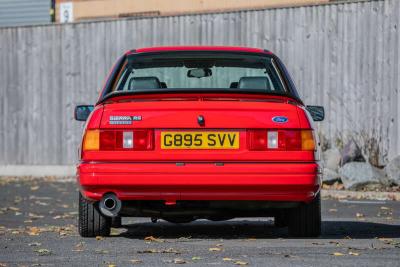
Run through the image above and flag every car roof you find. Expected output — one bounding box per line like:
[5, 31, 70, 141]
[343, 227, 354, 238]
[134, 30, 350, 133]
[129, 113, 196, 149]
[127, 46, 271, 55]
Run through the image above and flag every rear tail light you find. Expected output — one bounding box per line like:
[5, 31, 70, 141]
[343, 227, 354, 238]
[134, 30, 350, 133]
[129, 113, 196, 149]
[83, 130, 100, 151]
[247, 130, 268, 150]
[267, 131, 278, 149]
[122, 131, 134, 149]
[99, 130, 116, 150]
[301, 130, 316, 151]
[248, 129, 315, 151]
[83, 129, 154, 151]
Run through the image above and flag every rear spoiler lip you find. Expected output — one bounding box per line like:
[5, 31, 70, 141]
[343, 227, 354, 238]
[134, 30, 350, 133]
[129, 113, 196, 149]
[96, 90, 303, 106]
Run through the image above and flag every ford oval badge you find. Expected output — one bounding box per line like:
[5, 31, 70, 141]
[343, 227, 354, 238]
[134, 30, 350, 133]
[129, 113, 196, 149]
[272, 116, 288, 123]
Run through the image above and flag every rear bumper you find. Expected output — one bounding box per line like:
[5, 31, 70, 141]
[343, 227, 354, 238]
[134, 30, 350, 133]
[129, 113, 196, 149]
[77, 162, 321, 202]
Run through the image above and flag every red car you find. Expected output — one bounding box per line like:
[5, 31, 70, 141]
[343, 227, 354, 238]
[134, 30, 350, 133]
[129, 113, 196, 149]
[75, 46, 324, 237]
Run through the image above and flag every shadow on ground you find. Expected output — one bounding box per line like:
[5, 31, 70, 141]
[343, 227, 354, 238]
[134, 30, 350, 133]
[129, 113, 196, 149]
[118, 220, 400, 239]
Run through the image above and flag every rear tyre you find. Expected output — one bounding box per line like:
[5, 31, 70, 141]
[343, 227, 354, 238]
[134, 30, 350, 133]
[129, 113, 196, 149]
[274, 211, 287, 228]
[111, 216, 122, 228]
[78, 192, 111, 237]
[288, 193, 321, 237]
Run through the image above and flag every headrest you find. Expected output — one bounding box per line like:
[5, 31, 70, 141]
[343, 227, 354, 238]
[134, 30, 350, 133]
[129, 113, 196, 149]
[238, 76, 271, 91]
[230, 82, 238, 88]
[128, 77, 161, 90]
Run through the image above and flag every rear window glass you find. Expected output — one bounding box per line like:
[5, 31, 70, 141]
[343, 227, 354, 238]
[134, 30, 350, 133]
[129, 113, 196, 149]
[110, 52, 287, 95]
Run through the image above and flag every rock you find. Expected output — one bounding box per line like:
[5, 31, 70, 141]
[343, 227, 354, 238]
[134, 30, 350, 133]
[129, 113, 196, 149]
[384, 155, 400, 185]
[322, 168, 341, 184]
[338, 162, 386, 190]
[340, 139, 364, 166]
[323, 148, 341, 171]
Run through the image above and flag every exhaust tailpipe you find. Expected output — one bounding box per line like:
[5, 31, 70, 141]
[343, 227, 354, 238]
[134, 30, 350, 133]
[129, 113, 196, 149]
[99, 193, 121, 217]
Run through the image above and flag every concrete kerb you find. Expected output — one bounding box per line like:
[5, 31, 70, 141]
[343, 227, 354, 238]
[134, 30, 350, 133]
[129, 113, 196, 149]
[0, 165, 75, 178]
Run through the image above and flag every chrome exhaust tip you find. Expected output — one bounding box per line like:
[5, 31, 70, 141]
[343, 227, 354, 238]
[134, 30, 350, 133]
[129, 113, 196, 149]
[99, 193, 121, 217]
[104, 197, 116, 210]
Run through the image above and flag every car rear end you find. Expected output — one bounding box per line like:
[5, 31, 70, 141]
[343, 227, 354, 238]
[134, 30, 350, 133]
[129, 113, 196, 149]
[76, 47, 323, 237]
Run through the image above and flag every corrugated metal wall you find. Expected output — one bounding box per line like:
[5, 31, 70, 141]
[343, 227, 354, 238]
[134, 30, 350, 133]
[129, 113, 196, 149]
[0, 0, 51, 27]
[0, 0, 399, 165]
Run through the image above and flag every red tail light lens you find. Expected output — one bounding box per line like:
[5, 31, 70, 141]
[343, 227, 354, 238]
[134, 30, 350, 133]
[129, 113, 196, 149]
[284, 130, 302, 150]
[99, 130, 116, 150]
[248, 129, 314, 151]
[247, 130, 268, 150]
[98, 129, 154, 151]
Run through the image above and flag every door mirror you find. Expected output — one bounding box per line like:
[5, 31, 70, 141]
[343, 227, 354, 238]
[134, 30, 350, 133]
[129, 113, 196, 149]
[306, 105, 324, 121]
[74, 105, 94, 121]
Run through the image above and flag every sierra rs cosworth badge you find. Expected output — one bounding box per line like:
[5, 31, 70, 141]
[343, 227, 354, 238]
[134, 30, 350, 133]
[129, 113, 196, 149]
[109, 115, 142, 125]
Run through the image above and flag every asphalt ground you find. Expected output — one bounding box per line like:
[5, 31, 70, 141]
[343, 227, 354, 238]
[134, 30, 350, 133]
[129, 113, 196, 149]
[0, 178, 399, 267]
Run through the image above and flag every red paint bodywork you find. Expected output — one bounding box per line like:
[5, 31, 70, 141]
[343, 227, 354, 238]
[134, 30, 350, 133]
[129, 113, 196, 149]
[78, 46, 321, 205]
[78, 162, 319, 202]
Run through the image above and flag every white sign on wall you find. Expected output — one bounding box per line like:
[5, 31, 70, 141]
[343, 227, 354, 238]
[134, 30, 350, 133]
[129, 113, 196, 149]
[60, 2, 74, 23]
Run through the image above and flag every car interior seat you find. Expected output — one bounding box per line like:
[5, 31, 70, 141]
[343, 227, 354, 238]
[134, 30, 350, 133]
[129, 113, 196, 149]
[128, 77, 162, 90]
[229, 82, 238, 88]
[238, 76, 272, 91]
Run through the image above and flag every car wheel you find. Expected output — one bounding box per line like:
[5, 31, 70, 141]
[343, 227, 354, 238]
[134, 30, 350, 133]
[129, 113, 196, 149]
[78, 192, 111, 237]
[274, 211, 287, 228]
[288, 193, 321, 237]
[111, 216, 122, 228]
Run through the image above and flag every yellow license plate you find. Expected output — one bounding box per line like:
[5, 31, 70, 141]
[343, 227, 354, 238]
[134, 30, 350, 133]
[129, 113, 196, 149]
[161, 131, 239, 149]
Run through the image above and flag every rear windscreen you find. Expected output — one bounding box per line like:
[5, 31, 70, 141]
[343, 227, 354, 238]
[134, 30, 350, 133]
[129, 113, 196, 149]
[109, 52, 287, 95]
